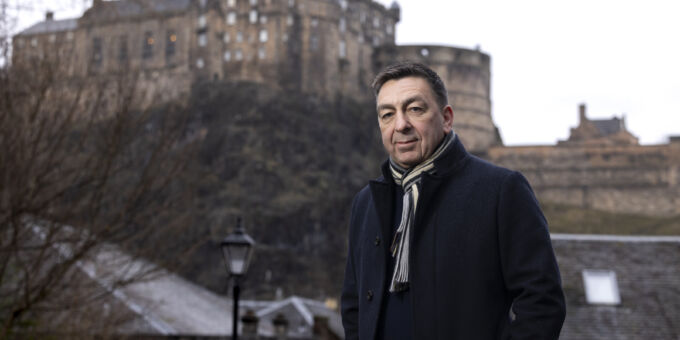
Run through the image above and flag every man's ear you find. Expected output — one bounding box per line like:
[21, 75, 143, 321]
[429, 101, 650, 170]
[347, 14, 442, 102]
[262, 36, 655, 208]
[442, 105, 454, 132]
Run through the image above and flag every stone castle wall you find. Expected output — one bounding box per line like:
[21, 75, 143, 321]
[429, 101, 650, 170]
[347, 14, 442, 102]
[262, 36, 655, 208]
[488, 141, 680, 216]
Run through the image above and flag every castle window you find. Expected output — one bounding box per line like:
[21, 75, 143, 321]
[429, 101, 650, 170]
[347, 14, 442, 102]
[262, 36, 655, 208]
[227, 12, 237, 25]
[227, 0, 236, 7]
[340, 0, 347, 10]
[118, 35, 128, 61]
[372, 35, 380, 47]
[288, 0, 295, 7]
[339, 18, 346, 33]
[386, 22, 393, 34]
[258, 47, 266, 59]
[250, 0, 257, 5]
[235, 49, 243, 61]
[224, 50, 231, 61]
[223, 32, 231, 43]
[249, 10, 258, 24]
[198, 33, 207, 46]
[259, 29, 268, 42]
[282, 33, 288, 42]
[311, 18, 318, 27]
[310, 34, 319, 51]
[196, 58, 205, 69]
[48, 34, 56, 43]
[360, 11, 366, 23]
[31, 38, 38, 47]
[200, 0, 207, 7]
[260, 15, 267, 24]
[198, 15, 207, 28]
[166, 30, 177, 57]
[338, 40, 346, 58]
[92, 37, 103, 66]
[236, 31, 243, 42]
[373, 16, 380, 28]
[66, 31, 74, 40]
[143, 31, 154, 59]
[287, 15, 294, 26]
[420, 48, 429, 57]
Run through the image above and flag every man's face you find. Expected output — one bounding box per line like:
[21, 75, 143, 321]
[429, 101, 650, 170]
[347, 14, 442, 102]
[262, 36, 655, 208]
[376, 76, 454, 168]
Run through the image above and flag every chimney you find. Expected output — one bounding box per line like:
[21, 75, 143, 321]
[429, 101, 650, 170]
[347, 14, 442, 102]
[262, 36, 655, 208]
[579, 103, 587, 123]
[272, 313, 288, 340]
[45, 11, 54, 21]
[241, 310, 259, 340]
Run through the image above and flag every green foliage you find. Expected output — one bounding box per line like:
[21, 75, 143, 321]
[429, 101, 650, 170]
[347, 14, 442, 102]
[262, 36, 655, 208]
[543, 202, 680, 235]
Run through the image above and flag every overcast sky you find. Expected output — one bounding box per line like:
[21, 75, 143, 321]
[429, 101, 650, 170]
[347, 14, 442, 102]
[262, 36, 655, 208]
[10, 0, 680, 145]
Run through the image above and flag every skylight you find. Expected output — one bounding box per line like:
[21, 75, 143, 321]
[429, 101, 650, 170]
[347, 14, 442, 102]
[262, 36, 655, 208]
[582, 269, 621, 305]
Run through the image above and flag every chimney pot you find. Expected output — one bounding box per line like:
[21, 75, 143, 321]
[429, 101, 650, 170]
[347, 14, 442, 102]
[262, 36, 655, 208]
[45, 11, 54, 21]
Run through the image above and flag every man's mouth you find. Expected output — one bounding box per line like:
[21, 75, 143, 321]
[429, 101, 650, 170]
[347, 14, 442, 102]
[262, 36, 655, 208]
[396, 140, 416, 145]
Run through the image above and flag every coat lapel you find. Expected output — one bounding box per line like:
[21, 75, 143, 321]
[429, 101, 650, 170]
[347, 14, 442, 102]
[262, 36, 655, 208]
[369, 179, 394, 255]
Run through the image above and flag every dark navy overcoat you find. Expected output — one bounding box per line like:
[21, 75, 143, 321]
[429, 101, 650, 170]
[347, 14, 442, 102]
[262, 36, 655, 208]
[341, 137, 566, 339]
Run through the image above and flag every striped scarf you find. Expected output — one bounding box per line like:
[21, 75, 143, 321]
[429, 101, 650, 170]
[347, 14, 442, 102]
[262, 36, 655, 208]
[388, 131, 455, 292]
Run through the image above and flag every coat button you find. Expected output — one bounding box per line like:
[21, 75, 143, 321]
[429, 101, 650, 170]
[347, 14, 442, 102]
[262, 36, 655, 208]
[366, 290, 374, 301]
[374, 236, 380, 246]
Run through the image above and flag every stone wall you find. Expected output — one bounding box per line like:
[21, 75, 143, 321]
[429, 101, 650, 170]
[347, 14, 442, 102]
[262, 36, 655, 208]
[488, 141, 680, 216]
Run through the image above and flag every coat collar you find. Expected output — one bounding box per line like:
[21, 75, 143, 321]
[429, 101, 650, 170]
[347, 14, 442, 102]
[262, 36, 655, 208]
[368, 134, 471, 252]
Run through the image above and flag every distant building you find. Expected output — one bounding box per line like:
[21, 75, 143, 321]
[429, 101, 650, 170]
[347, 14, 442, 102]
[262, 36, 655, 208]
[12, 0, 501, 154]
[559, 103, 639, 146]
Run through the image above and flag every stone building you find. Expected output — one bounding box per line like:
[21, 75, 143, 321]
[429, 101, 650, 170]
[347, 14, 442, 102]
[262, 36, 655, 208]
[12, 0, 502, 154]
[489, 104, 680, 216]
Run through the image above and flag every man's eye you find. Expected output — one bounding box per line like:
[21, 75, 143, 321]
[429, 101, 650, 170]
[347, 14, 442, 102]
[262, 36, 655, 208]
[408, 106, 424, 113]
[380, 112, 394, 119]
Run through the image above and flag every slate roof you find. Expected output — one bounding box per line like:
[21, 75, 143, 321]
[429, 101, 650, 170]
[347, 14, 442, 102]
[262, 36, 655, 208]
[590, 117, 626, 136]
[552, 233, 680, 340]
[16, 18, 78, 36]
[83, 0, 192, 20]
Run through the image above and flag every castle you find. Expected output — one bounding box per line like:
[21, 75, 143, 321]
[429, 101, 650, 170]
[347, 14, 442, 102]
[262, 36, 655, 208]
[12, 0, 679, 216]
[12, 0, 500, 154]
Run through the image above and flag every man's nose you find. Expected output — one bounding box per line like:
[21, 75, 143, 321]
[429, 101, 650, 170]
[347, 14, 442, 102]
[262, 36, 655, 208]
[395, 112, 411, 132]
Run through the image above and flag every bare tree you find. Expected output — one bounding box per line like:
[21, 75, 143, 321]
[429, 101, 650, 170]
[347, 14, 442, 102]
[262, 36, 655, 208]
[0, 10, 197, 337]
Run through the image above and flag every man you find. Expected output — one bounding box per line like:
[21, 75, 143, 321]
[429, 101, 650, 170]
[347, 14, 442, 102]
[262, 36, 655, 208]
[341, 62, 565, 340]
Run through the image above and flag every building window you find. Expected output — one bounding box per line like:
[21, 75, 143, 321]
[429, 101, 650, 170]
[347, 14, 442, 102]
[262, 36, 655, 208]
[118, 35, 128, 61]
[287, 15, 294, 26]
[236, 31, 243, 42]
[227, 0, 236, 7]
[311, 18, 318, 27]
[143, 31, 154, 59]
[48, 34, 56, 43]
[260, 15, 267, 24]
[288, 0, 294, 7]
[420, 48, 429, 57]
[250, 0, 257, 5]
[310, 34, 318, 51]
[223, 32, 231, 43]
[227, 12, 236, 25]
[372, 36, 380, 47]
[338, 40, 346, 58]
[373, 16, 380, 28]
[259, 29, 268, 42]
[386, 23, 393, 34]
[196, 58, 205, 69]
[582, 270, 621, 305]
[66, 31, 74, 40]
[166, 31, 177, 57]
[224, 50, 231, 61]
[340, 0, 347, 10]
[282, 33, 288, 42]
[31, 38, 38, 47]
[249, 10, 257, 24]
[235, 49, 243, 61]
[198, 33, 207, 46]
[339, 18, 346, 33]
[198, 15, 207, 28]
[359, 11, 366, 23]
[92, 37, 103, 66]
[258, 47, 266, 59]
[199, 0, 207, 7]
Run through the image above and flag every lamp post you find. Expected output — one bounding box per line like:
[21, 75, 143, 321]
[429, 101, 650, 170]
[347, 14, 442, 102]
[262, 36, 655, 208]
[221, 217, 255, 340]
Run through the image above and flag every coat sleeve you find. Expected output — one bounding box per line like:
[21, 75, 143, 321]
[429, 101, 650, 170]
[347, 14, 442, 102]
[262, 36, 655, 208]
[497, 171, 566, 339]
[341, 194, 360, 340]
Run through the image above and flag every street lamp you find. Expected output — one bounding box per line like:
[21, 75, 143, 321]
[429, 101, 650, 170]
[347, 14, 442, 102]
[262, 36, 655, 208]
[221, 217, 255, 340]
